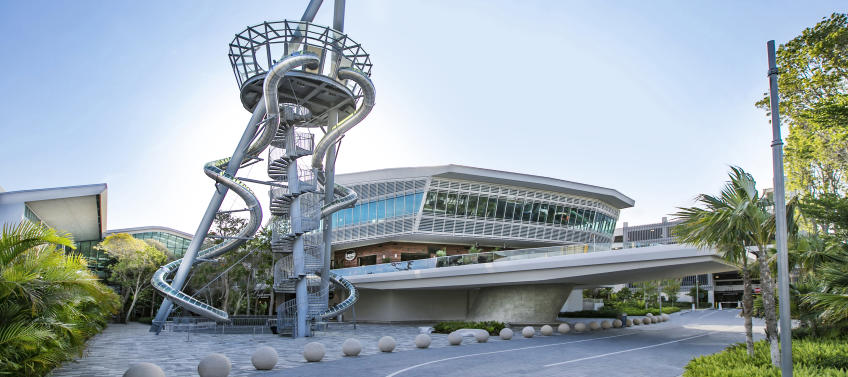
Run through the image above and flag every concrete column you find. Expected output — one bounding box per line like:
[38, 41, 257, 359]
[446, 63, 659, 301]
[466, 284, 573, 324]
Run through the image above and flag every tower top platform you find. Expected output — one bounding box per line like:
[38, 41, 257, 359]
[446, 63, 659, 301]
[229, 21, 373, 120]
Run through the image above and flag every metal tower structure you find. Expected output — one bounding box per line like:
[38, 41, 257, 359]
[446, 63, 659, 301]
[150, 0, 374, 338]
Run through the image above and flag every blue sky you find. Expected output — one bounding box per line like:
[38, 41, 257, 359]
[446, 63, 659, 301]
[1, 1, 845, 234]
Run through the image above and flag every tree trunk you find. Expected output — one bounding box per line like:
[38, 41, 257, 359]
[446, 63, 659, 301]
[125, 275, 143, 323]
[756, 246, 780, 366]
[741, 258, 754, 357]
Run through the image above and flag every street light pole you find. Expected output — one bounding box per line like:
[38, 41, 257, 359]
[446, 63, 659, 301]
[767, 39, 793, 377]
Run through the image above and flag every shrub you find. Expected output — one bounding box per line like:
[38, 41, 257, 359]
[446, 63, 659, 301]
[558, 308, 622, 318]
[433, 321, 505, 335]
[683, 338, 848, 376]
[136, 316, 153, 325]
[559, 306, 680, 318]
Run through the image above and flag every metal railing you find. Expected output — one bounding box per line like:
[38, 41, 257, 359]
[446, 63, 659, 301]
[333, 243, 611, 277]
[229, 21, 372, 94]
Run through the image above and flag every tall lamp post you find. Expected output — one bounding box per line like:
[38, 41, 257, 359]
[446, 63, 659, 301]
[767, 39, 793, 377]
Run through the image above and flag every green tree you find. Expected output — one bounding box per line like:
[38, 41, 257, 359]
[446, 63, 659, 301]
[757, 13, 848, 203]
[0, 221, 119, 376]
[662, 279, 682, 305]
[674, 167, 797, 363]
[96, 234, 166, 322]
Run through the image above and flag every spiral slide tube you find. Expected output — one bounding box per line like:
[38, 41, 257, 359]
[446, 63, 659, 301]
[151, 53, 320, 322]
[311, 67, 375, 320]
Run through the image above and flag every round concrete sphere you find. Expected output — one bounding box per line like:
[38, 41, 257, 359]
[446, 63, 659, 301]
[198, 353, 231, 377]
[415, 333, 431, 348]
[573, 322, 587, 332]
[448, 332, 463, 345]
[626, 319, 633, 327]
[641, 318, 651, 325]
[557, 323, 571, 334]
[613, 319, 623, 328]
[651, 316, 659, 324]
[303, 342, 326, 362]
[541, 325, 554, 336]
[124, 362, 165, 377]
[475, 331, 489, 343]
[588, 321, 600, 331]
[342, 338, 362, 356]
[632, 318, 641, 325]
[251, 346, 278, 370]
[601, 320, 612, 329]
[499, 328, 514, 340]
[378, 336, 396, 352]
[662, 314, 670, 321]
[522, 326, 535, 338]
[646, 313, 654, 317]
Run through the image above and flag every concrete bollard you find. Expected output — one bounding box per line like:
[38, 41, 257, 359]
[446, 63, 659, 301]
[124, 362, 165, 377]
[415, 333, 431, 348]
[251, 346, 278, 370]
[522, 326, 535, 338]
[303, 342, 326, 362]
[588, 321, 600, 331]
[342, 338, 362, 356]
[626, 318, 633, 327]
[601, 320, 611, 329]
[557, 323, 571, 334]
[378, 336, 396, 352]
[500, 328, 514, 340]
[475, 331, 489, 343]
[448, 332, 463, 345]
[198, 353, 231, 377]
[632, 318, 641, 325]
[574, 322, 587, 332]
[612, 319, 623, 328]
[541, 325, 554, 336]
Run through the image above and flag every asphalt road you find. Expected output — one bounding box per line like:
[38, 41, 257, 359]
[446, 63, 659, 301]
[255, 309, 762, 377]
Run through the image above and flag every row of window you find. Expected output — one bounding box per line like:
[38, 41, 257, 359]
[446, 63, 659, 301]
[421, 191, 616, 235]
[129, 231, 192, 258]
[331, 192, 424, 228]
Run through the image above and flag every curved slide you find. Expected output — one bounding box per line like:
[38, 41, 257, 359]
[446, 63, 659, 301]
[151, 55, 373, 324]
[150, 53, 320, 321]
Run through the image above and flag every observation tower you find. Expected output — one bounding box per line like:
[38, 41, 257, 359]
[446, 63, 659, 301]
[150, 0, 375, 338]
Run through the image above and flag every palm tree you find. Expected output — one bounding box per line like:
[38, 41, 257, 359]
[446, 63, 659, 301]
[674, 166, 792, 366]
[0, 221, 119, 376]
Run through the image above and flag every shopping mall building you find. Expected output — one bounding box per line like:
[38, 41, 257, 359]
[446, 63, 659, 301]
[328, 165, 633, 268]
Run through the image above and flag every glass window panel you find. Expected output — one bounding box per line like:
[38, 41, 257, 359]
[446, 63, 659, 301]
[445, 193, 458, 215]
[413, 192, 423, 213]
[369, 201, 377, 221]
[474, 196, 487, 217]
[505, 200, 516, 221]
[513, 201, 524, 221]
[467, 195, 478, 216]
[538, 203, 549, 223]
[486, 197, 498, 219]
[495, 198, 506, 219]
[404, 194, 413, 215]
[530, 202, 541, 222]
[553, 205, 563, 225]
[385, 197, 394, 218]
[522, 201, 533, 222]
[547, 204, 557, 224]
[423, 191, 437, 213]
[435, 192, 447, 213]
[457, 194, 468, 216]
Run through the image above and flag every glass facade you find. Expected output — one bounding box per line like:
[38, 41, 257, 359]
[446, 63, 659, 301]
[330, 174, 622, 247]
[24, 205, 42, 224]
[331, 192, 423, 228]
[421, 191, 616, 235]
[129, 231, 192, 258]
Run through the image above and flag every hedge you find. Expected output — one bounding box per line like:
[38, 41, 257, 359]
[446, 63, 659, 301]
[684, 338, 848, 376]
[559, 306, 680, 318]
[433, 321, 506, 335]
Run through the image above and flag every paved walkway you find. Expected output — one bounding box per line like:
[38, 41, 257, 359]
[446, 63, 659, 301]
[50, 310, 761, 376]
[49, 322, 479, 377]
